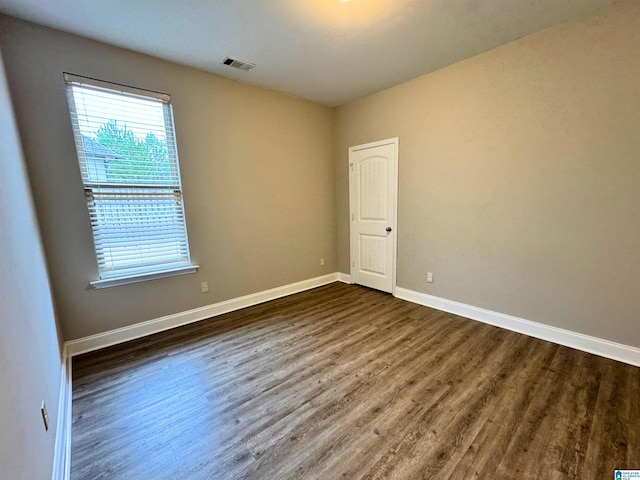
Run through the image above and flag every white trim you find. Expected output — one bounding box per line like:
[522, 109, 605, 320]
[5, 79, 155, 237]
[90, 265, 199, 289]
[395, 287, 640, 367]
[66, 273, 340, 357]
[52, 355, 72, 480]
[337, 272, 352, 284]
[348, 137, 399, 295]
[64, 72, 171, 103]
[349, 137, 398, 152]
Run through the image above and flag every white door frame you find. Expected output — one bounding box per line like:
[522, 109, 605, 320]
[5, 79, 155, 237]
[348, 137, 399, 294]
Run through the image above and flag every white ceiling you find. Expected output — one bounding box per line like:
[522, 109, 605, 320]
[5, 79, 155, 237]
[0, 0, 617, 106]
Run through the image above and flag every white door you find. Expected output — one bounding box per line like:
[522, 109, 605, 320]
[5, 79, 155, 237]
[349, 138, 398, 293]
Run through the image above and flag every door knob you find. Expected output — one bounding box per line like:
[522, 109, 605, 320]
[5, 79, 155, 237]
[386, 227, 392, 232]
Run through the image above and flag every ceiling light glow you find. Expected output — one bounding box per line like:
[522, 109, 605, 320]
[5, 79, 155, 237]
[277, 0, 407, 33]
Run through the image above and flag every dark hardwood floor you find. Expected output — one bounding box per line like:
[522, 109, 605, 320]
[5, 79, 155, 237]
[71, 282, 640, 479]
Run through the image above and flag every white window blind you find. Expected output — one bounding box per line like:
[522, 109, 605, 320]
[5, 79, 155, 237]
[64, 73, 193, 282]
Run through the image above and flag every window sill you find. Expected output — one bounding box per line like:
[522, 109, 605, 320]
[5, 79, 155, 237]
[90, 265, 199, 289]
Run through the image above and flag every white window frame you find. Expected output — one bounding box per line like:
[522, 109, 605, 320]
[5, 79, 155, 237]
[64, 73, 197, 288]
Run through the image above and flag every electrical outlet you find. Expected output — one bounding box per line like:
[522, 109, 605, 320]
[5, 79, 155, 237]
[200, 281, 209, 293]
[427, 272, 434, 283]
[320, 257, 325, 267]
[41, 401, 49, 431]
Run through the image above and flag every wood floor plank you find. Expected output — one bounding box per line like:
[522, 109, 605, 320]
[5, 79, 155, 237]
[71, 283, 640, 479]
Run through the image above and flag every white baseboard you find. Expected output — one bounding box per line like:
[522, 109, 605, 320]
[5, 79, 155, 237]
[64, 273, 640, 367]
[52, 355, 72, 480]
[65, 273, 340, 357]
[395, 287, 640, 367]
[337, 272, 351, 284]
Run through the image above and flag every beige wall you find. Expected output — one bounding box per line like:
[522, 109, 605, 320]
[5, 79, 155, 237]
[1, 0, 639, 351]
[335, 0, 640, 347]
[0, 16, 336, 340]
[0, 46, 64, 480]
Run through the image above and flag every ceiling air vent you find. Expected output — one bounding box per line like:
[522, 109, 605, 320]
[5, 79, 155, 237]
[221, 56, 256, 71]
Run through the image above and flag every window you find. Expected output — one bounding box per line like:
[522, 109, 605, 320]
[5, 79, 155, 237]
[64, 73, 196, 287]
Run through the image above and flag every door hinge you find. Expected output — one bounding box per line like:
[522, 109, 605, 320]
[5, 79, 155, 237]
[350, 163, 354, 171]
[351, 213, 354, 221]
[352, 261, 355, 268]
